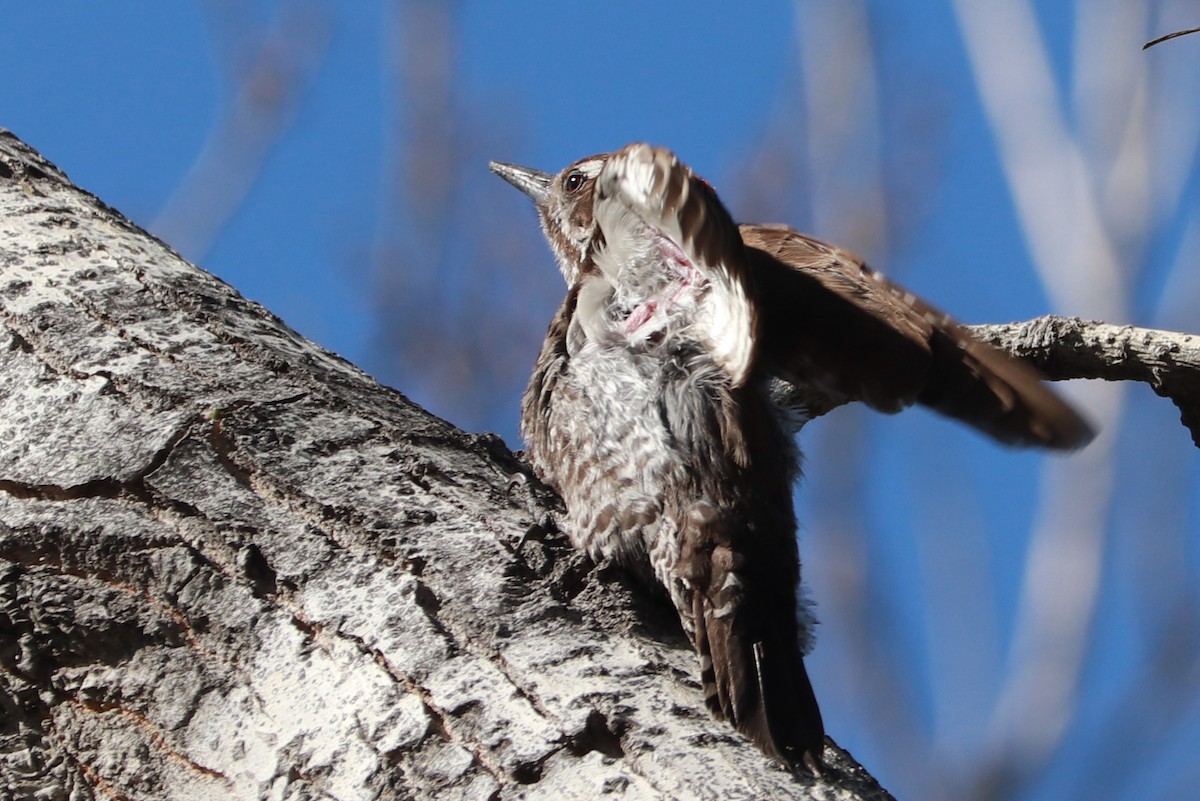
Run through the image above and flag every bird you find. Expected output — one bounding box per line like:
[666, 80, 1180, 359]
[489, 143, 1093, 773]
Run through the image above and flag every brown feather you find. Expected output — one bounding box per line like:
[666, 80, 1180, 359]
[743, 225, 1093, 448]
[678, 493, 824, 768]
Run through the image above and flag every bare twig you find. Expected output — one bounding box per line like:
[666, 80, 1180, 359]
[152, 0, 332, 261]
[1144, 26, 1200, 50]
[786, 3, 943, 795]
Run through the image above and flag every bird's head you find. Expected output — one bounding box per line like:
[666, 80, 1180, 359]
[492, 144, 757, 387]
[488, 154, 608, 286]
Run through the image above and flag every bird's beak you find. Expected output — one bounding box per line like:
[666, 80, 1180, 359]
[489, 161, 553, 207]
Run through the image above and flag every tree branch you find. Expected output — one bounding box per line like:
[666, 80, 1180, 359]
[969, 317, 1200, 447]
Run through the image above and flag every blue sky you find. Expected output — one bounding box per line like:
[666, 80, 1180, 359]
[4, 2, 1199, 799]
[0, 1, 1076, 363]
[2, 1, 1090, 380]
[2, 1, 800, 364]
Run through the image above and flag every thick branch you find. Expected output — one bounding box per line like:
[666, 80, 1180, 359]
[969, 317, 1200, 446]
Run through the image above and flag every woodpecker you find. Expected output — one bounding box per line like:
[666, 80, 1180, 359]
[490, 143, 1092, 772]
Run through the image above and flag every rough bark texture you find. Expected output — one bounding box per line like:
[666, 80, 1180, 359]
[0, 132, 899, 800]
[970, 318, 1200, 447]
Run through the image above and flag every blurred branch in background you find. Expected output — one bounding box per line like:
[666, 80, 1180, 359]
[371, 0, 555, 434]
[954, 2, 1200, 800]
[952, 3, 1123, 792]
[762, 2, 943, 796]
[735, 2, 1200, 801]
[732, 2, 995, 798]
[153, 0, 333, 261]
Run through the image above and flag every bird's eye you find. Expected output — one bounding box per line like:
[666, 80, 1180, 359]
[563, 171, 586, 194]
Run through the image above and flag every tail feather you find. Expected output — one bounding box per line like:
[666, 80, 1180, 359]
[688, 542, 825, 771]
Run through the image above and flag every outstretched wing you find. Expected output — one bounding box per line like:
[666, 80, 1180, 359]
[743, 225, 1094, 449]
[590, 143, 759, 387]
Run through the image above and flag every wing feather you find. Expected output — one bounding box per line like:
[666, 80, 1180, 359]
[743, 225, 1094, 449]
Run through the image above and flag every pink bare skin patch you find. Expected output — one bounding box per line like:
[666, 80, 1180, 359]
[624, 231, 705, 335]
[625, 300, 658, 332]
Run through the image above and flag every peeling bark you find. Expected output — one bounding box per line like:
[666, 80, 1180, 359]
[0, 131, 898, 800]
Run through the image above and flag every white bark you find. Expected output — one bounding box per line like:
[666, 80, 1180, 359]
[0, 131, 895, 800]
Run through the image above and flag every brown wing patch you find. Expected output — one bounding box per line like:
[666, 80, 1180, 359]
[743, 224, 1093, 449]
